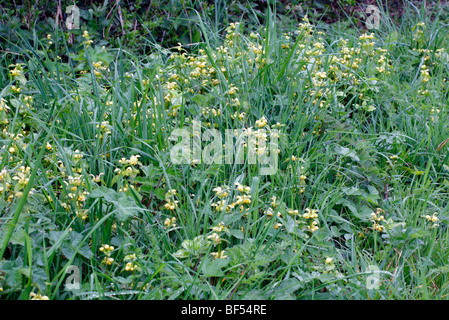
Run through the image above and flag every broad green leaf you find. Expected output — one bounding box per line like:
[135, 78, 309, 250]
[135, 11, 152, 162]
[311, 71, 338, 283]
[201, 258, 229, 277]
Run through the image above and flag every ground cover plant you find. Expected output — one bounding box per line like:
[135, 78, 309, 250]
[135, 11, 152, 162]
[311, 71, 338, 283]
[1, 0, 449, 300]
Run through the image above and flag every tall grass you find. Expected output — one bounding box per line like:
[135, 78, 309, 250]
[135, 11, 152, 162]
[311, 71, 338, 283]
[1, 1, 449, 300]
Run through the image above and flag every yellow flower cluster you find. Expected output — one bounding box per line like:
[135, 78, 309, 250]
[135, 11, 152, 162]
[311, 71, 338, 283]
[30, 292, 49, 300]
[9, 64, 23, 78]
[212, 186, 229, 198]
[114, 155, 141, 192]
[124, 254, 140, 272]
[413, 21, 426, 42]
[420, 64, 431, 83]
[164, 216, 177, 229]
[82, 30, 93, 47]
[95, 120, 111, 139]
[207, 221, 229, 246]
[211, 250, 228, 259]
[164, 189, 179, 211]
[370, 208, 385, 232]
[303, 208, 320, 233]
[0, 165, 33, 202]
[270, 200, 320, 234]
[92, 61, 108, 78]
[265, 197, 282, 220]
[100, 244, 115, 266]
[125, 262, 137, 272]
[65, 174, 88, 203]
[423, 212, 439, 229]
[210, 182, 252, 214]
[293, 24, 391, 113]
[269, 198, 283, 229]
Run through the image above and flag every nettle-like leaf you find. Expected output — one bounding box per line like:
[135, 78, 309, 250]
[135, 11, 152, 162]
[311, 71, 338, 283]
[90, 186, 142, 221]
[48, 230, 93, 260]
[341, 185, 380, 205]
[173, 235, 211, 259]
[267, 277, 303, 300]
[201, 257, 230, 277]
[0, 256, 23, 289]
[334, 145, 360, 162]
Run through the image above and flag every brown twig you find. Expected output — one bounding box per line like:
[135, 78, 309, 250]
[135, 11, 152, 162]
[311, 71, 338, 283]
[117, 0, 126, 36]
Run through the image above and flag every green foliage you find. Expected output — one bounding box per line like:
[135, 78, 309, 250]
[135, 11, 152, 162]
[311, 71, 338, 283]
[1, 0, 449, 301]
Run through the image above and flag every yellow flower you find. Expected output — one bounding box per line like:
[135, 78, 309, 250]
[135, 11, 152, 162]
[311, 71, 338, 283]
[372, 223, 384, 232]
[307, 220, 319, 233]
[91, 173, 104, 183]
[255, 116, 268, 128]
[30, 292, 49, 300]
[99, 244, 114, 254]
[266, 207, 275, 218]
[125, 262, 137, 272]
[303, 208, 318, 219]
[165, 189, 177, 198]
[164, 217, 177, 228]
[424, 212, 439, 227]
[274, 222, 283, 229]
[164, 199, 179, 211]
[370, 208, 385, 222]
[211, 250, 228, 259]
[235, 182, 251, 193]
[212, 186, 228, 198]
[76, 210, 88, 220]
[211, 200, 227, 212]
[12, 172, 30, 187]
[235, 194, 251, 205]
[128, 155, 140, 165]
[0, 98, 9, 112]
[207, 232, 222, 245]
[102, 257, 114, 265]
[212, 222, 226, 233]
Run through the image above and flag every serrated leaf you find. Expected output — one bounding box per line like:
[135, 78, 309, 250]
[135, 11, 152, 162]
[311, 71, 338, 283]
[10, 228, 26, 246]
[173, 249, 190, 259]
[0, 257, 23, 288]
[90, 187, 141, 221]
[335, 145, 360, 162]
[201, 258, 229, 277]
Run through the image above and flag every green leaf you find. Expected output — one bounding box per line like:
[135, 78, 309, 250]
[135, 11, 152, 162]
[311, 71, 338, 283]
[90, 187, 141, 221]
[173, 249, 190, 259]
[229, 228, 244, 239]
[0, 257, 23, 289]
[336, 198, 358, 216]
[269, 278, 302, 299]
[366, 185, 380, 203]
[175, 236, 211, 259]
[192, 94, 211, 106]
[334, 145, 360, 162]
[405, 166, 425, 175]
[285, 215, 296, 234]
[47, 230, 93, 260]
[10, 228, 26, 246]
[201, 258, 229, 277]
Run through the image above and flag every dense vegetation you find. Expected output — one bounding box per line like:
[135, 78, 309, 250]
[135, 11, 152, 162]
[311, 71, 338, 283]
[2, 0, 449, 300]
